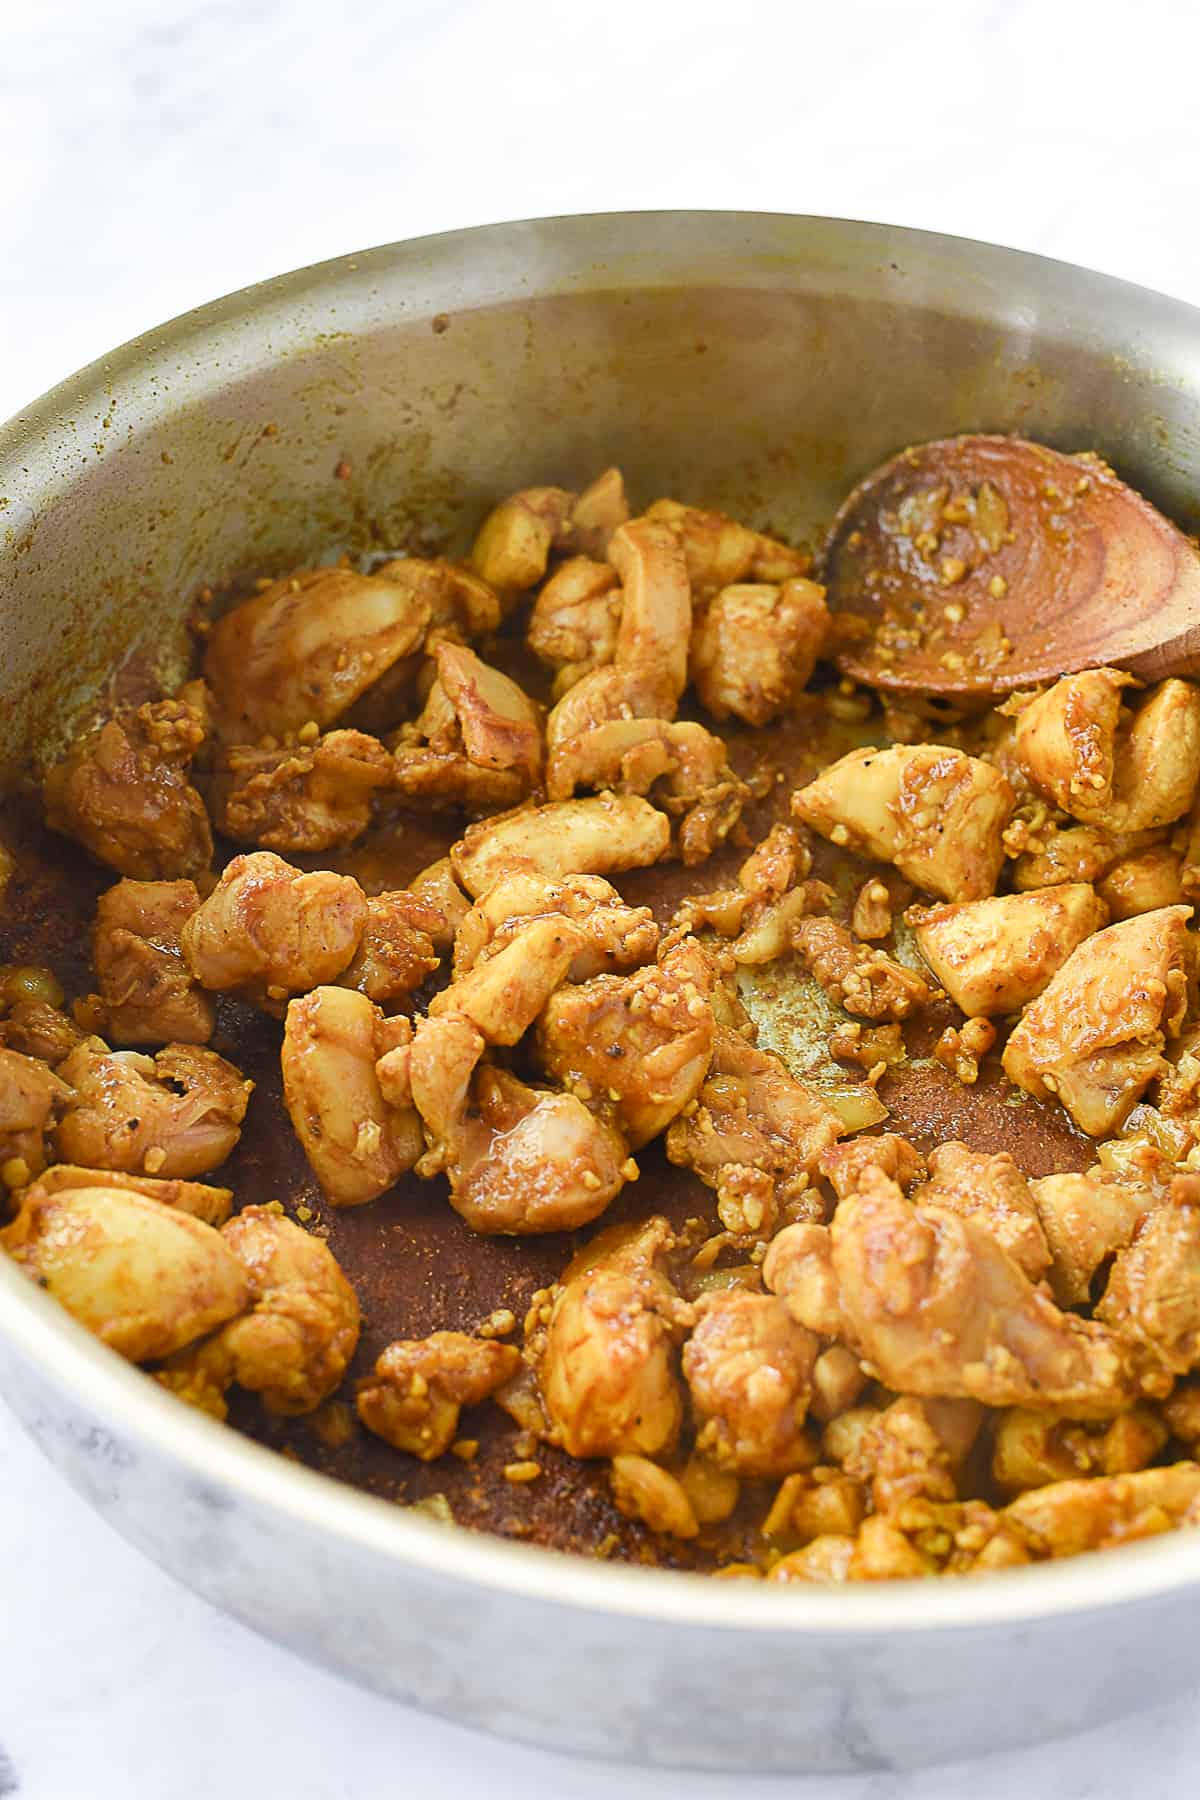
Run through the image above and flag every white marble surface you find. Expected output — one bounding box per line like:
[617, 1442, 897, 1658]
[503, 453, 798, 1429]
[4, 0, 1200, 1794]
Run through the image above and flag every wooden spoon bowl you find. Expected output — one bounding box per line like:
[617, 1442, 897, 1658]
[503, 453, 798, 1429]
[823, 434, 1200, 698]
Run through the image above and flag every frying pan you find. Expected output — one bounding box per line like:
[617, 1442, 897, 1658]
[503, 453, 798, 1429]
[3, 212, 1200, 1772]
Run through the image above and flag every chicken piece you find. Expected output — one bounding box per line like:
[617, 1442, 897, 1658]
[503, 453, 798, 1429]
[281, 988, 422, 1206]
[851, 879, 892, 941]
[336, 891, 442, 1007]
[44, 698, 212, 881]
[166, 1207, 360, 1416]
[793, 743, 1013, 903]
[208, 728, 394, 852]
[84, 878, 215, 1046]
[408, 1014, 629, 1234]
[430, 915, 585, 1045]
[0, 1047, 72, 1181]
[407, 857, 471, 947]
[1097, 847, 1184, 920]
[842, 1395, 983, 1514]
[0, 1180, 248, 1360]
[1012, 671, 1200, 832]
[830, 1168, 1144, 1414]
[336, 557, 503, 735]
[792, 916, 931, 1021]
[451, 795, 669, 898]
[1001, 905, 1191, 1135]
[452, 873, 658, 983]
[399, 640, 543, 786]
[56, 1038, 253, 1180]
[762, 1223, 844, 1337]
[568, 467, 630, 556]
[610, 1456, 699, 1539]
[547, 717, 747, 866]
[690, 577, 829, 725]
[1010, 822, 1162, 892]
[643, 498, 810, 598]
[666, 823, 817, 962]
[181, 852, 367, 998]
[1096, 1176, 1200, 1374]
[667, 1025, 843, 1229]
[528, 557, 622, 696]
[769, 1537, 857, 1584]
[682, 1288, 819, 1477]
[22, 1161, 233, 1226]
[0, 999, 86, 1067]
[992, 1405, 1169, 1493]
[767, 1468, 867, 1543]
[538, 940, 716, 1148]
[538, 1222, 687, 1457]
[1029, 1170, 1152, 1308]
[1003, 1465, 1200, 1558]
[469, 484, 577, 595]
[203, 566, 432, 740]
[908, 885, 1107, 1018]
[389, 748, 528, 814]
[818, 1133, 925, 1199]
[911, 1142, 1051, 1280]
[357, 1332, 520, 1459]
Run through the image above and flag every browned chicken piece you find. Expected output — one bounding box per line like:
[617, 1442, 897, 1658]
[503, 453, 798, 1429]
[452, 872, 658, 983]
[528, 557, 623, 697]
[0, 1000, 85, 1066]
[1003, 1464, 1200, 1558]
[851, 879, 892, 941]
[992, 1405, 1169, 1493]
[762, 1222, 844, 1337]
[830, 1168, 1146, 1414]
[56, 1038, 253, 1180]
[451, 795, 670, 898]
[818, 1133, 925, 1199]
[666, 823, 818, 963]
[538, 1219, 689, 1457]
[470, 471, 629, 597]
[408, 1014, 629, 1234]
[911, 1142, 1051, 1280]
[407, 857, 471, 948]
[44, 698, 212, 881]
[1096, 1175, 1200, 1375]
[841, 1395, 983, 1513]
[208, 729, 394, 852]
[682, 1288, 819, 1476]
[610, 1456, 699, 1539]
[792, 916, 931, 1021]
[643, 498, 810, 599]
[281, 988, 422, 1206]
[1097, 846, 1184, 919]
[1001, 905, 1191, 1136]
[390, 642, 543, 813]
[538, 940, 716, 1148]
[0, 1046, 72, 1182]
[793, 743, 1013, 903]
[547, 718, 748, 866]
[667, 1025, 843, 1233]
[22, 1161, 233, 1226]
[203, 566, 432, 740]
[389, 748, 528, 815]
[1012, 671, 1200, 832]
[431, 915, 585, 1045]
[1010, 822, 1163, 892]
[690, 578, 829, 725]
[181, 851, 367, 998]
[356, 1332, 520, 1459]
[84, 878, 215, 1046]
[908, 885, 1107, 1019]
[165, 1207, 361, 1417]
[336, 890, 443, 1007]
[0, 1179, 249, 1361]
[1029, 1170, 1152, 1307]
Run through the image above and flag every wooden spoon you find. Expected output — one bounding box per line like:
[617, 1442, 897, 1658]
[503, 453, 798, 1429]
[822, 435, 1200, 698]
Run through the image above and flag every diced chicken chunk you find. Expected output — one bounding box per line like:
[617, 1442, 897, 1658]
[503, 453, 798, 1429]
[1029, 1170, 1152, 1307]
[181, 852, 367, 998]
[909, 885, 1108, 1017]
[1001, 905, 1191, 1135]
[430, 915, 584, 1045]
[1004, 1465, 1200, 1558]
[0, 1046, 72, 1180]
[793, 743, 1013, 903]
[690, 578, 828, 725]
[841, 1395, 983, 1513]
[528, 557, 622, 696]
[407, 857, 471, 947]
[547, 717, 747, 865]
[1010, 822, 1161, 893]
[203, 566, 431, 739]
[911, 1141, 1050, 1279]
[643, 498, 810, 598]
[818, 1133, 925, 1200]
[44, 698, 212, 880]
[452, 873, 658, 983]
[451, 795, 669, 898]
[1096, 1176, 1200, 1375]
[762, 1222, 844, 1338]
[208, 728, 393, 851]
[1097, 847, 1184, 920]
[85, 878, 215, 1045]
[56, 1038, 253, 1179]
[610, 1456, 699, 1539]
[992, 1405, 1168, 1493]
[20, 1162, 233, 1226]
[336, 890, 442, 1006]
[683, 1288, 819, 1476]
[792, 916, 930, 1021]
[357, 1332, 520, 1459]
[281, 988, 422, 1205]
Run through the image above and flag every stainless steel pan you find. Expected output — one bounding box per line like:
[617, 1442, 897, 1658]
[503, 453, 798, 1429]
[3, 212, 1200, 1772]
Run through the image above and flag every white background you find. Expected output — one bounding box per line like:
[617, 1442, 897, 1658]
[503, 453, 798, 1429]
[3, 0, 1200, 1794]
